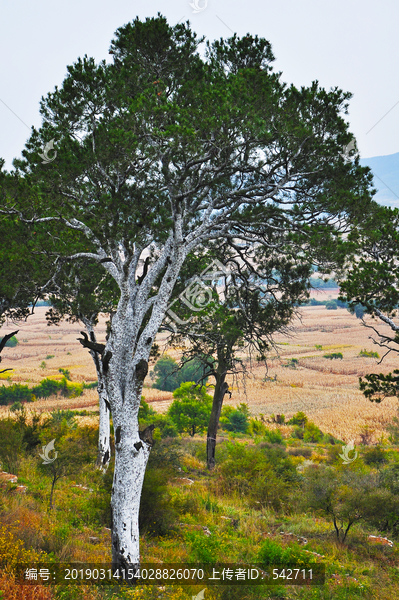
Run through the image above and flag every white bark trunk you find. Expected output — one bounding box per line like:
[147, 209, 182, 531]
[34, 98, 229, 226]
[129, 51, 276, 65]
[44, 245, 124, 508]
[81, 318, 111, 473]
[97, 378, 111, 472]
[103, 238, 187, 576]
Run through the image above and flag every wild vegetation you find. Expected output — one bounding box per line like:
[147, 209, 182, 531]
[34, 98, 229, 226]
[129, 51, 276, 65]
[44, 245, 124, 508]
[1, 396, 399, 599]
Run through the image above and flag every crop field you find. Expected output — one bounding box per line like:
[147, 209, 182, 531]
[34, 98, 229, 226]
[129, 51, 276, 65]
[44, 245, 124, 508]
[1, 290, 398, 444]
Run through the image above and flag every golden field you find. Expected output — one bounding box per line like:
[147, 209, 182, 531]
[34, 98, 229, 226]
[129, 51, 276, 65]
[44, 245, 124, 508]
[1, 289, 398, 444]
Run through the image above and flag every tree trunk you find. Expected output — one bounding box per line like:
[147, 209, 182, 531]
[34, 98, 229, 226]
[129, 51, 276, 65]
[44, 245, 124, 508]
[49, 476, 57, 510]
[103, 299, 155, 579]
[82, 319, 111, 472]
[207, 370, 229, 470]
[110, 415, 154, 576]
[96, 379, 111, 471]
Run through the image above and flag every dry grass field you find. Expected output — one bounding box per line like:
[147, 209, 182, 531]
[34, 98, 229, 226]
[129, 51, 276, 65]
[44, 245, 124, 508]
[1, 289, 398, 444]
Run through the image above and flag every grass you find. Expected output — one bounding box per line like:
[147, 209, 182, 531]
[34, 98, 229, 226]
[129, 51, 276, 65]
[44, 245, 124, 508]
[1, 418, 399, 599]
[1, 299, 399, 598]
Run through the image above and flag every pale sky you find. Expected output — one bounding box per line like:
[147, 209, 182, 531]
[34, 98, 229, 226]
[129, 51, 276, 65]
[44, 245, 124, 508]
[1, 0, 399, 169]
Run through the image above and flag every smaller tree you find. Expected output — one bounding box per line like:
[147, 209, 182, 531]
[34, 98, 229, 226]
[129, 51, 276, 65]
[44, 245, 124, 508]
[220, 403, 249, 433]
[38, 427, 96, 509]
[167, 382, 212, 437]
[152, 355, 211, 392]
[301, 465, 381, 544]
[339, 206, 399, 401]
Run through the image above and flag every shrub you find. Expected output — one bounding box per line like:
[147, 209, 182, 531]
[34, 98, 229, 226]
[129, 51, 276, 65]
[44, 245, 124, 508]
[287, 412, 308, 427]
[303, 421, 323, 443]
[0, 383, 32, 405]
[359, 349, 379, 358]
[291, 426, 304, 440]
[362, 446, 388, 468]
[315, 344, 323, 350]
[168, 382, 212, 436]
[15, 410, 44, 454]
[0, 418, 26, 473]
[45, 355, 54, 360]
[48, 409, 78, 429]
[248, 417, 266, 436]
[152, 355, 211, 392]
[220, 404, 249, 433]
[287, 447, 312, 458]
[139, 397, 156, 420]
[258, 538, 313, 567]
[300, 466, 387, 543]
[283, 358, 298, 368]
[270, 413, 285, 424]
[146, 414, 179, 439]
[58, 367, 71, 380]
[359, 425, 375, 446]
[216, 441, 298, 509]
[323, 352, 343, 359]
[0, 377, 84, 406]
[325, 300, 338, 310]
[10, 401, 23, 412]
[263, 428, 284, 444]
[186, 530, 221, 564]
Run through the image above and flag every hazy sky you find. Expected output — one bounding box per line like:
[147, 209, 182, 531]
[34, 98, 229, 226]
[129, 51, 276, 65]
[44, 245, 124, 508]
[1, 0, 398, 169]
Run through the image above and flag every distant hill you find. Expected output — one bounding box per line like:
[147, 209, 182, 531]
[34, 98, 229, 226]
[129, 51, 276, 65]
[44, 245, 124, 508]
[360, 152, 399, 209]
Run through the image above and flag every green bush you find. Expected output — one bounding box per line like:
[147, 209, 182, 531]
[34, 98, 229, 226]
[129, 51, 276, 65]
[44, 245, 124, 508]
[0, 418, 26, 473]
[323, 352, 343, 359]
[303, 421, 323, 443]
[139, 398, 156, 420]
[0, 384, 32, 405]
[220, 404, 249, 433]
[258, 538, 314, 567]
[359, 349, 379, 358]
[147, 414, 179, 439]
[291, 426, 304, 440]
[216, 441, 298, 509]
[186, 531, 221, 564]
[248, 418, 266, 436]
[58, 368, 71, 380]
[325, 300, 338, 310]
[362, 446, 388, 468]
[287, 412, 308, 427]
[0, 377, 84, 406]
[168, 382, 212, 436]
[152, 355, 211, 392]
[48, 409, 78, 429]
[300, 465, 388, 543]
[283, 358, 298, 368]
[263, 428, 284, 444]
[287, 447, 312, 458]
[270, 413, 285, 424]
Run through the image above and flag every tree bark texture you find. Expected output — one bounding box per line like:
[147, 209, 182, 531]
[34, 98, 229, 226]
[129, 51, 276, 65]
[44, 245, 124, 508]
[207, 371, 229, 470]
